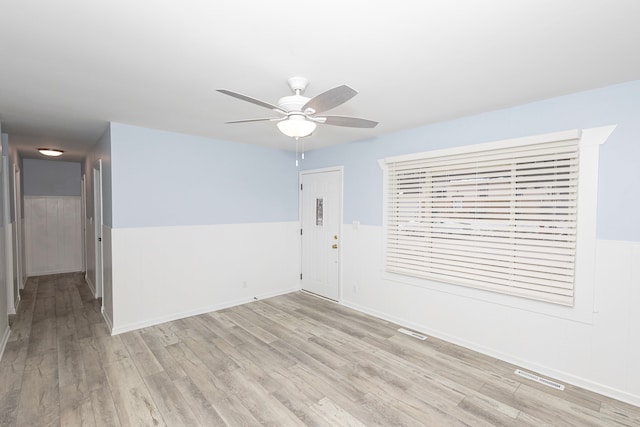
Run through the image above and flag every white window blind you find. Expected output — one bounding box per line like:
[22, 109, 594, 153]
[386, 137, 580, 306]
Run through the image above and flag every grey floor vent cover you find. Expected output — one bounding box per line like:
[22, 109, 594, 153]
[515, 369, 565, 390]
[398, 328, 427, 340]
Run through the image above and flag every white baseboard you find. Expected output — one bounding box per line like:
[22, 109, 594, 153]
[102, 306, 113, 333]
[13, 294, 21, 315]
[110, 287, 297, 336]
[28, 268, 84, 277]
[341, 299, 640, 408]
[0, 325, 10, 362]
[85, 273, 96, 296]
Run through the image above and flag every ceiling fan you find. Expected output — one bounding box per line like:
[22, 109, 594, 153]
[217, 77, 378, 138]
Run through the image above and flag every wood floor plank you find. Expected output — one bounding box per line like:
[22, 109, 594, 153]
[0, 340, 28, 394]
[172, 376, 226, 427]
[109, 383, 166, 427]
[599, 399, 640, 427]
[165, 342, 264, 425]
[512, 382, 620, 426]
[15, 359, 59, 425]
[143, 371, 201, 426]
[103, 357, 145, 391]
[268, 369, 333, 427]
[218, 368, 307, 426]
[120, 331, 164, 378]
[89, 385, 122, 427]
[308, 397, 367, 427]
[78, 337, 110, 391]
[25, 319, 57, 357]
[0, 390, 20, 427]
[57, 332, 87, 388]
[139, 331, 188, 381]
[59, 382, 97, 427]
[3, 273, 640, 426]
[73, 308, 94, 339]
[145, 323, 181, 347]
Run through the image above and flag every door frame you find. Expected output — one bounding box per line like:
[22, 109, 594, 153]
[2, 156, 15, 314]
[93, 160, 104, 302]
[299, 166, 344, 301]
[12, 163, 22, 303]
[81, 174, 86, 273]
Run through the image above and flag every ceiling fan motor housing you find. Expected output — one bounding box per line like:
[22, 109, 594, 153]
[278, 95, 310, 113]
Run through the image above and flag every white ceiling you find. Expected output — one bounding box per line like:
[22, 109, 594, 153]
[1, 1, 639, 161]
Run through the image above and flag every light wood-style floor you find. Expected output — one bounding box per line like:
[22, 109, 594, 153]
[1, 273, 639, 426]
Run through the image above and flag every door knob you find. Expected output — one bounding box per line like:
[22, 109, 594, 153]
[332, 244, 338, 249]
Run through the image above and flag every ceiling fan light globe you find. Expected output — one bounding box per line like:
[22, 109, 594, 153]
[277, 115, 316, 138]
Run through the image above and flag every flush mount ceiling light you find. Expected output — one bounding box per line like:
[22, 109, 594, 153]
[217, 76, 378, 139]
[38, 148, 64, 157]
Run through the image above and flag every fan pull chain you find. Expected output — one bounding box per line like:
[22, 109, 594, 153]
[294, 137, 306, 166]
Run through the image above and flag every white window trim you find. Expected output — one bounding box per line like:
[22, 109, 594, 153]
[380, 125, 615, 324]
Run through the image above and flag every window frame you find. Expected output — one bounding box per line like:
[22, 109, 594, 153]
[381, 126, 615, 323]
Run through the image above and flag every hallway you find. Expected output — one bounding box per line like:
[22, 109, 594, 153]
[0, 273, 107, 425]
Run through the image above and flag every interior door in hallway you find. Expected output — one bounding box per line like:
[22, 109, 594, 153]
[301, 168, 342, 301]
[93, 161, 104, 301]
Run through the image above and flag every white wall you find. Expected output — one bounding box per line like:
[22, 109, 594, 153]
[110, 222, 299, 334]
[341, 226, 640, 405]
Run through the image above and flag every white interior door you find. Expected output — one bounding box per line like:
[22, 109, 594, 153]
[93, 162, 104, 301]
[2, 156, 14, 314]
[301, 168, 342, 301]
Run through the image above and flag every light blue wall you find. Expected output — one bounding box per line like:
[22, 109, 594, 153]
[110, 123, 298, 228]
[302, 80, 640, 242]
[23, 158, 81, 197]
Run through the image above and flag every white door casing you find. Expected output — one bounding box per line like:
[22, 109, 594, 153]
[81, 174, 86, 272]
[300, 168, 342, 301]
[2, 156, 15, 314]
[93, 161, 104, 301]
[12, 164, 22, 306]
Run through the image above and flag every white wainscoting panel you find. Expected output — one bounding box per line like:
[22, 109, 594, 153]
[102, 224, 113, 329]
[0, 222, 9, 359]
[340, 224, 640, 407]
[110, 221, 300, 335]
[24, 196, 83, 276]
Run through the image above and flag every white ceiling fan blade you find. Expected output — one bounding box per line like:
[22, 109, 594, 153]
[302, 85, 357, 114]
[225, 117, 284, 124]
[217, 89, 287, 114]
[320, 115, 378, 128]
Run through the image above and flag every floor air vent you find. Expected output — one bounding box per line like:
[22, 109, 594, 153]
[398, 328, 427, 340]
[515, 369, 565, 391]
